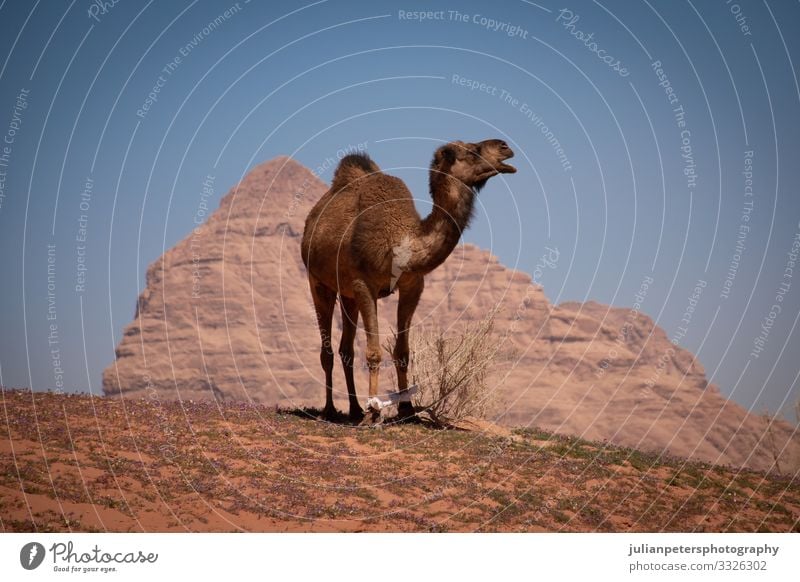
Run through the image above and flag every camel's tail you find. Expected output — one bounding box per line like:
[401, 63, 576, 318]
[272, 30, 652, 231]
[331, 152, 380, 193]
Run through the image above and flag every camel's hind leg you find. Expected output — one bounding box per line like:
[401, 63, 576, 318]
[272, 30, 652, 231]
[309, 275, 337, 420]
[394, 277, 423, 419]
[339, 295, 363, 421]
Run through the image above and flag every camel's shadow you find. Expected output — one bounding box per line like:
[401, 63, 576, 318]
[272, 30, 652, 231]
[277, 406, 439, 429]
[279, 406, 355, 425]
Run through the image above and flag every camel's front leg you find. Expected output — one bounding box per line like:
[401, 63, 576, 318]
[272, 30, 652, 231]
[394, 277, 423, 419]
[352, 278, 381, 424]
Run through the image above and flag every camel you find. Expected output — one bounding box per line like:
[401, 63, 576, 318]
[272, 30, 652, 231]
[301, 139, 516, 424]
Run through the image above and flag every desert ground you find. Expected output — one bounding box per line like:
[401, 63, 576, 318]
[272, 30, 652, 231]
[1, 389, 798, 532]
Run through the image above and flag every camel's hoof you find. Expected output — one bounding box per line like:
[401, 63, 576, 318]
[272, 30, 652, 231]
[391, 404, 421, 425]
[318, 405, 339, 421]
[359, 408, 382, 427]
[390, 402, 418, 423]
[349, 407, 365, 423]
[397, 402, 416, 419]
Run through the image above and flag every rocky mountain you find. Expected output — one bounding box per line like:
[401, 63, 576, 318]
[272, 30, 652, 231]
[103, 157, 800, 472]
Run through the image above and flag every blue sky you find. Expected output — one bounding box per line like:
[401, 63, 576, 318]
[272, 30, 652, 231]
[0, 0, 799, 420]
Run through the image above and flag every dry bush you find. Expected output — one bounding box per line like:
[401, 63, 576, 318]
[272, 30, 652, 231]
[759, 406, 800, 476]
[384, 306, 504, 427]
[760, 408, 784, 475]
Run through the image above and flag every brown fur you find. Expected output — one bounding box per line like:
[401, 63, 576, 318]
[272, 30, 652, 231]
[301, 139, 516, 422]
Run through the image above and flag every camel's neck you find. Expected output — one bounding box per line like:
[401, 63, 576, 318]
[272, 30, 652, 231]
[408, 172, 476, 274]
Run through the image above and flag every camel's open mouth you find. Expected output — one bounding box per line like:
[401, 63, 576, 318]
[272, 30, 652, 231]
[496, 150, 516, 174]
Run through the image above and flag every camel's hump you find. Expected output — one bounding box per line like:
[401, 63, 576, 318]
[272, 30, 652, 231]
[331, 153, 381, 193]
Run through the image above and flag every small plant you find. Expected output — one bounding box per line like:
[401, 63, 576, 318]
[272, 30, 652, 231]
[385, 306, 503, 427]
[760, 408, 784, 475]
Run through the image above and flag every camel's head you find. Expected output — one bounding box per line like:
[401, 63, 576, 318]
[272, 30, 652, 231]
[432, 139, 516, 188]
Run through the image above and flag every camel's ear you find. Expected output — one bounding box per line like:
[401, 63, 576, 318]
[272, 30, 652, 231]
[434, 144, 457, 168]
